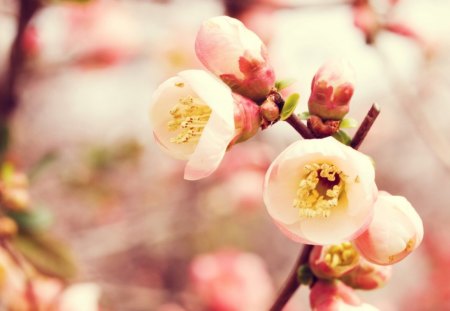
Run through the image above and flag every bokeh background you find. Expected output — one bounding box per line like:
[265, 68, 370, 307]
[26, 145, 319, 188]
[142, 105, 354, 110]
[1, 0, 450, 310]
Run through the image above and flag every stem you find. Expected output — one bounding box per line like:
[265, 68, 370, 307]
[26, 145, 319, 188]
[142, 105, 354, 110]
[350, 103, 380, 149]
[0, 0, 41, 123]
[269, 245, 313, 311]
[285, 114, 315, 139]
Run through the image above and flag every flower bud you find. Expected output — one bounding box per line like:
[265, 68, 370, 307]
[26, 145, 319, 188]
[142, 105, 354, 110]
[309, 242, 360, 279]
[308, 60, 355, 120]
[340, 258, 392, 290]
[195, 16, 275, 102]
[310, 280, 379, 311]
[354, 192, 424, 265]
[231, 93, 261, 145]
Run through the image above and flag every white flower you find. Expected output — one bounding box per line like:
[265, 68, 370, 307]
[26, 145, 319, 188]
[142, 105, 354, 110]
[264, 137, 377, 245]
[150, 70, 236, 180]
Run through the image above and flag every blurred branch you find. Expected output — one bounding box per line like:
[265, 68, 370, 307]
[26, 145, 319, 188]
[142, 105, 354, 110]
[0, 0, 41, 123]
[351, 103, 380, 149]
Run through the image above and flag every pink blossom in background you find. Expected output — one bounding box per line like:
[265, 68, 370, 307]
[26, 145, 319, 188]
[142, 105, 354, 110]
[308, 59, 355, 120]
[310, 280, 379, 311]
[150, 70, 260, 180]
[264, 137, 377, 245]
[195, 16, 275, 102]
[189, 250, 275, 311]
[354, 191, 424, 265]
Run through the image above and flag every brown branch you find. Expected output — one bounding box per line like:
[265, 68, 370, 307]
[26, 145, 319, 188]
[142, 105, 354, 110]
[285, 114, 315, 139]
[350, 103, 380, 149]
[269, 245, 313, 311]
[0, 0, 41, 123]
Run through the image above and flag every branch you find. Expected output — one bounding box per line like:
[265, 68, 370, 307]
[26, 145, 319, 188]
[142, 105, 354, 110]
[350, 103, 381, 149]
[0, 0, 41, 122]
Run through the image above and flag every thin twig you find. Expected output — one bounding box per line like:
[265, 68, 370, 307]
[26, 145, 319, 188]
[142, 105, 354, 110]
[269, 245, 313, 311]
[350, 103, 381, 149]
[285, 114, 315, 139]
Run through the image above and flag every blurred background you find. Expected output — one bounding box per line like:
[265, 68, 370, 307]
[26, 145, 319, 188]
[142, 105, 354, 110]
[0, 0, 450, 310]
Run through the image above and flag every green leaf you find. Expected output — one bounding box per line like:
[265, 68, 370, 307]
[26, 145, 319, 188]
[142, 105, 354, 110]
[275, 78, 296, 91]
[12, 233, 77, 279]
[340, 118, 358, 129]
[7, 208, 53, 233]
[28, 151, 59, 181]
[298, 111, 310, 120]
[280, 93, 300, 121]
[333, 130, 352, 145]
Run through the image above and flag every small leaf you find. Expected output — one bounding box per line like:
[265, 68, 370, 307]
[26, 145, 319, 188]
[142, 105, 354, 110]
[297, 264, 314, 286]
[12, 233, 77, 279]
[7, 208, 53, 233]
[298, 111, 310, 120]
[340, 118, 358, 129]
[333, 130, 352, 145]
[275, 78, 296, 91]
[280, 93, 300, 121]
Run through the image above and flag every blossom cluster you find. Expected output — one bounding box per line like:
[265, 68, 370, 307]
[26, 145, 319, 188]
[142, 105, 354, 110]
[149, 15, 424, 311]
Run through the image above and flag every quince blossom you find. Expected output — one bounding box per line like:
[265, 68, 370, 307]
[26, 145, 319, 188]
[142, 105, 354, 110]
[264, 137, 376, 245]
[308, 60, 355, 120]
[195, 16, 275, 102]
[340, 258, 392, 290]
[150, 70, 260, 180]
[310, 280, 379, 311]
[309, 242, 360, 279]
[354, 192, 424, 265]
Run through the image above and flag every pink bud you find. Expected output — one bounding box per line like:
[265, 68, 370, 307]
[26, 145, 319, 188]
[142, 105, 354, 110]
[352, 1, 381, 44]
[340, 258, 392, 290]
[354, 192, 424, 265]
[308, 60, 355, 120]
[231, 93, 262, 145]
[310, 280, 379, 311]
[310, 243, 360, 279]
[195, 16, 275, 102]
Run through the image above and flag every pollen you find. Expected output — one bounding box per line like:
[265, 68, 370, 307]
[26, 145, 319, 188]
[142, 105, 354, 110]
[167, 95, 212, 144]
[293, 162, 345, 218]
[324, 242, 358, 268]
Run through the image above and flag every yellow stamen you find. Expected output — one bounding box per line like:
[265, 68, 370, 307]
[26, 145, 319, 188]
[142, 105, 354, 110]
[293, 163, 345, 218]
[324, 242, 359, 268]
[167, 96, 212, 144]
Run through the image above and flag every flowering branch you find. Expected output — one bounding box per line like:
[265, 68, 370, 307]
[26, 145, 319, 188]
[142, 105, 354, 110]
[269, 103, 381, 311]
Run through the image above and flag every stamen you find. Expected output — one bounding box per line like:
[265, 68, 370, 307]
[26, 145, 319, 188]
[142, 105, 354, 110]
[167, 96, 212, 144]
[324, 242, 358, 268]
[293, 163, 345, 218]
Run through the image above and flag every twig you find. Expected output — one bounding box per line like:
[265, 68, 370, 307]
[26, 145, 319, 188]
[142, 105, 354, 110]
[285, 114, 315, 139]
[0, 0, 41, 122]
[269, 245, 313, 311]
[350, 103, 381, 149]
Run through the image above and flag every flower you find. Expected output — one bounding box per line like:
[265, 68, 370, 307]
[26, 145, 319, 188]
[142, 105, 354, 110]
[310, 280, 379, 311]
[340, 258, 392, 290]
[309, 242, 360, 279]
[189, 250, 274, 311]
[56, 283, 101, 311]
[308, 60, 355, 120]
[264, 137, 377, 245]
[195, 16, 275, 102]
[150, 70, 260, 180]
[354, 191, 424, 265]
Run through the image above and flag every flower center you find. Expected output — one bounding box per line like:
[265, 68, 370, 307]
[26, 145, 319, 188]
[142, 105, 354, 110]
[324, 242, 359, 268]
[293, 163, 345, 218]
[167, 95, 212, 144]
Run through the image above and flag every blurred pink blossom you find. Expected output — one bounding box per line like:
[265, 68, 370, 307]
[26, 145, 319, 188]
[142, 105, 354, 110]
[195, 16, 275, 102]
[264, 137, 376, 245]
[354, 191, 424, 265]
[190, 250, 274, 311]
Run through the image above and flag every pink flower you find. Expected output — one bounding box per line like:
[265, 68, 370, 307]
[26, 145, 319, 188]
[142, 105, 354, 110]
[190, 250, 274, 311]
[354, 191, 424, 265]
[308, 60, 355, 120]
[310, 280, 379, 311]
[309, 242, 360, 279]
[264, 137, 377, 245]
[195, 16, 275, 102]
[150, 70, 260, 180]
[340, 258, 392, 290]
